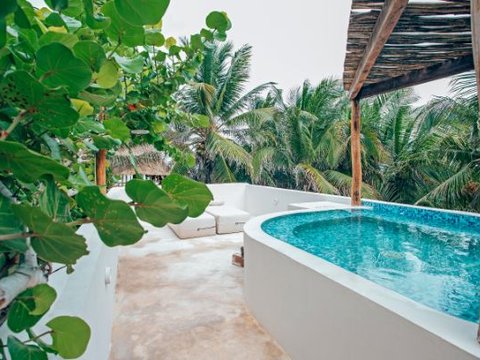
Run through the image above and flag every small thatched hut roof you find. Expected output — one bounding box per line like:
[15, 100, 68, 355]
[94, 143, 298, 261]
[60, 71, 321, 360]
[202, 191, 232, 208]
[110, 144, 172, 176]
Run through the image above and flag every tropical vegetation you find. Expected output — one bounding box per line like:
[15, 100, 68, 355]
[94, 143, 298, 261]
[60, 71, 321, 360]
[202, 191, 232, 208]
[172, 42, 274, 183]
[175, 42, 480, 213]
[0, 0, 231, 358]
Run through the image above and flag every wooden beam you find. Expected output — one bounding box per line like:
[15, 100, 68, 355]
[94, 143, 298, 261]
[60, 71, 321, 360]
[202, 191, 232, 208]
[470, 0, 480, 344]
[357, 55, 474, 99]
[350, 100, 362, 206]
[348, 0, 409, 99]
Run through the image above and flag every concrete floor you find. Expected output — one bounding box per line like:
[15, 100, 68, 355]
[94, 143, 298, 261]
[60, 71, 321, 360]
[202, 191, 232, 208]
[110, 224, 289, 360]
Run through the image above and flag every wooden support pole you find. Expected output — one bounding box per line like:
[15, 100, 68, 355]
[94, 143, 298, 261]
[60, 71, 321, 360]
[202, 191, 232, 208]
[350, 99, 362, 206]
[470, 0, 480, 344]
[96, 150, 107, 194]
[96, 108, 107, 194]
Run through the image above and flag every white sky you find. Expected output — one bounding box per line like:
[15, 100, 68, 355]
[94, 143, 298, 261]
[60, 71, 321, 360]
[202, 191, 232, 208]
[30, 0, 452, 103]
[162, 0, 451, 104]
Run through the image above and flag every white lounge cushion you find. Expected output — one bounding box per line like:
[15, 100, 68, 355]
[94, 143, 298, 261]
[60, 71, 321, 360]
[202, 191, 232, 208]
[168, 213, 216, 239]
[205, 205, 250, 234]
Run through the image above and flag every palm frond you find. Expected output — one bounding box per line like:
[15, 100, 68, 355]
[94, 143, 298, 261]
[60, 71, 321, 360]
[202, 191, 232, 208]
[295, 163, 338, 194]
[207, 132, 253, 174]
[215, 44, 253, 114]
[415, 164, 473, 207]
[323, 170, 380, 199]
[213, 156, 237, 183]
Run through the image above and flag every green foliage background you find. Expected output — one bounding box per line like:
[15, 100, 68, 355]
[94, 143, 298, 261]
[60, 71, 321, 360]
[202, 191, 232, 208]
[0, 0, 230, 358]
[174, 42, 480, 213]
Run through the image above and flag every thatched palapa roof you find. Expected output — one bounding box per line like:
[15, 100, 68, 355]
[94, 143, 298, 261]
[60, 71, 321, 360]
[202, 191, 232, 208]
[110, 144, 172, 176]
[343, 0, 474, 99]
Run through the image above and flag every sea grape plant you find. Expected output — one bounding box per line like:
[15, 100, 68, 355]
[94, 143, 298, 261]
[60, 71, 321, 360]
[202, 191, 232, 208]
[0, 0, 231, 358]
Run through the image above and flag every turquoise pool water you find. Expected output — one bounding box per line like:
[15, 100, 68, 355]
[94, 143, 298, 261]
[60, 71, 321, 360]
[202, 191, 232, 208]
[261, 207, 480, 323]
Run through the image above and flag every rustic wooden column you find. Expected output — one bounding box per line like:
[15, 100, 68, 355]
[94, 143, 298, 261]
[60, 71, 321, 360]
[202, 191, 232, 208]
[96, 150, 107, 194]
[350, 99, 362, 206]
[96, 108, 107, 194]
[471, 0, 480, 343]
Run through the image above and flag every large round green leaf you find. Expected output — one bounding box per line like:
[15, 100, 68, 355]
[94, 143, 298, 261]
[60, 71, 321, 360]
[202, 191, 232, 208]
[145, 29, 165, 46]
[36, 43, 92, 93]
[7, 336, 47, 360]
[38, 176, 71, 223]
[7, 298, 42, 333]
[29, 284, 57, 315]
[113, 54, 144, 74]
[104, 117, 130, 142]
[91, 135, 121, 150]
[162, 174, 213, 217]
[103, 1, 144, 47]
[73, 41, 106, 72]
[114, 0, 169, 26]
[76, 186, 145, 246]
[71, 98, 94, 116]
[206, 11, 231, 32]
[46, 316, 90, 359]
[0, 141, 69, 183]
[7, 284, 57, 333]
[1, 71, 45, 109]
[95, 60, 118, 88]
[125, 179, 188, 227]
[12, 205, 89, 265]
[0, 71, 80, 129]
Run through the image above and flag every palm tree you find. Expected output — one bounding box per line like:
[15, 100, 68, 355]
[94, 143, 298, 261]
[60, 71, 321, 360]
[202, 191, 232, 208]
[248, 79, 380, 198]
[172, 42, 274, 183]
[408, 72, 480, 211]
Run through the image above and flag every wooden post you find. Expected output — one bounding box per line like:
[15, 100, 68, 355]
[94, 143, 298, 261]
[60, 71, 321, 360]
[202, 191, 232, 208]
[96, 150, 107, 194]
[350, 99, 362, 206]
[96, 108, 107, 194]
[471, 0, 480, 343]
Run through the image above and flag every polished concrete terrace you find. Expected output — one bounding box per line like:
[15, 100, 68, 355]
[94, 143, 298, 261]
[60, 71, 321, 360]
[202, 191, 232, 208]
[109, 223, 288, 360]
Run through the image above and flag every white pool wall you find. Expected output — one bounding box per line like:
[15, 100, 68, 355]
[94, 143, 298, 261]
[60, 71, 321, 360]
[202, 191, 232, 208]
[244, 208, 480, 360]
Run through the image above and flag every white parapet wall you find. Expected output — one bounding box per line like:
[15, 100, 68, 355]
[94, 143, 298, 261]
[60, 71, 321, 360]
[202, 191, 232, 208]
[0, 189, 123, 359]
[0, 224, 119, 360]
[207, 183, 351, 215]
[48, 225, 119, 360]
[244, 210, 480, 360]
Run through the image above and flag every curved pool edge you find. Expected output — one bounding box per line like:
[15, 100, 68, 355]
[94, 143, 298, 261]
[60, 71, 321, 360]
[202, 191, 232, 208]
[243, 209, 480, 360]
